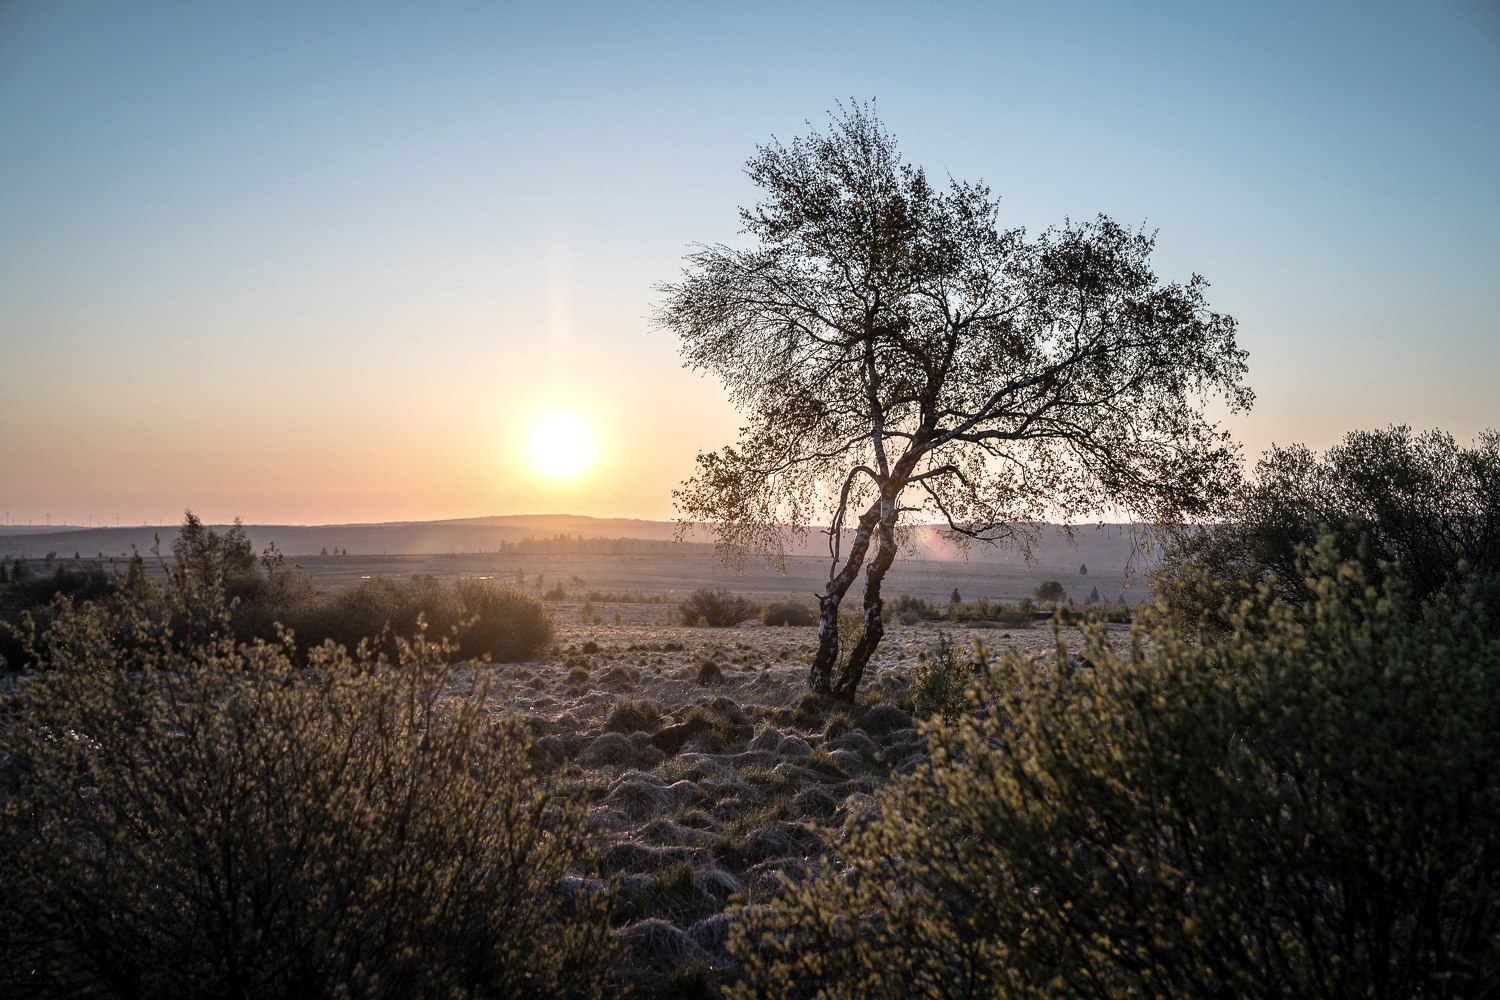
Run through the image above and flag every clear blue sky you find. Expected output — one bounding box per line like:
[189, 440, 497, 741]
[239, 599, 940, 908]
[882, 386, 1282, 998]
[2, 0, 1496, 524]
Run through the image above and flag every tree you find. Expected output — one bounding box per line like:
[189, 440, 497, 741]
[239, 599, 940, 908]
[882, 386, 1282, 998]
[657, 104, 1251, 699]
[171, 510, 256, 586]
[1034, 579, 1067, 606]
[1153, 426, 1500, 633]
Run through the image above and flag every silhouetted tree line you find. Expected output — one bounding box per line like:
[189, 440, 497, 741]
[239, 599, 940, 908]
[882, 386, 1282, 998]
[1, 510, 554, 671]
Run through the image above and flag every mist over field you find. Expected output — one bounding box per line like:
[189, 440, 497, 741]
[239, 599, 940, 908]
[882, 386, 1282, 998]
[0, 515, 1148, 606]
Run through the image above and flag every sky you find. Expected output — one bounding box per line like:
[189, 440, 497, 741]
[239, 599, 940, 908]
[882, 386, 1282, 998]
[1, 0, 1496, 526]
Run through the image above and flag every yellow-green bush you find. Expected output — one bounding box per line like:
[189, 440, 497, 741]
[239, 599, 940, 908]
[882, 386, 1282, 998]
[0, 588, 610, 998]
[909, 632, 973, 724]
[730, 541, 1500, 998]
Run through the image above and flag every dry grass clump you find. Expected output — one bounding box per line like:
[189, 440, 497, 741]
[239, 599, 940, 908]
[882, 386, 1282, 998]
[599, 663, 642, 689]
[607, 775, 677, 821]
[760, 600, 816, 626]
[853, 702, 913, 740]
[604, 698, 663, 733]
[614, 918, 712, 991]
[678, 589, 757, 627]
[580, 731, 666, 772]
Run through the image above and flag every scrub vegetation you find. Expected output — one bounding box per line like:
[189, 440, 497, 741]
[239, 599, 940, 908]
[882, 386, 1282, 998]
[1152, 425, 1500, 634]
[0, 582, 609, 999]
[0, 510, 554, 672]
[729, 540, 1500, 998]
[4, 431, 1497, 997]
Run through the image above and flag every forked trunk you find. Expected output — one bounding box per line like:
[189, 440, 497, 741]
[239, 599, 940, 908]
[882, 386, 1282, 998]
[809, 504, 882, 694]
[831, 507, 898, 700]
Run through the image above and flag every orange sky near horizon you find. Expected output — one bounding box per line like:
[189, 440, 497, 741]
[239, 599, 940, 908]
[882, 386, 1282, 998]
[3, 3, 1496, 529]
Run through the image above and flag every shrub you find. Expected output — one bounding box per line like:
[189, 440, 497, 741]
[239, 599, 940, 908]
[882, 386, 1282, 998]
[909, 632, 972, 723]
[1032, 579, 1067, 605]
[1, 562, 119, 669]
[678, 589, 757, 627]
[890, 594, 939, 620]
[276, 576, 550, 664]
[281, 575, 443, 659]
[4, 514, 554, 671]
[761, 601, 816, 627]
[0, 588, 613, 998]
[453, 578, 554, 662]
[730, 540, 1500, 997]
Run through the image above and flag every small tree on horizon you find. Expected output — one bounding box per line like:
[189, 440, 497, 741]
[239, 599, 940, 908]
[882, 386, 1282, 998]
[1035, 579, 1068, 607]
[171, 510, 256, 586]
[657, 103, 1251, 700]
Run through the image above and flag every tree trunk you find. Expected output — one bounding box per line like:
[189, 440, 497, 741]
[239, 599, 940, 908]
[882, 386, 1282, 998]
[808, 593, 843, 695]
[809, 504, 882, 694]
[832, 503, 898, 700]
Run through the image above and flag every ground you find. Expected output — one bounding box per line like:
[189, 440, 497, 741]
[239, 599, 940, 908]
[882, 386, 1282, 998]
[462, 601, 1129, 996]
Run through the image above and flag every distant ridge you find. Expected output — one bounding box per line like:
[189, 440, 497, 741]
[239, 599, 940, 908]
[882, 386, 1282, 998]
[0, 515, 1151, 572]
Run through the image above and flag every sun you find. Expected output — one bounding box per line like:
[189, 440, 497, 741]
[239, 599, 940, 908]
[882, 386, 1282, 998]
[527, 412, 596, 480]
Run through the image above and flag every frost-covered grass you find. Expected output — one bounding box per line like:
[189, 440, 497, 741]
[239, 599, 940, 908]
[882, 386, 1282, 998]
[473, 605, 1105, 995]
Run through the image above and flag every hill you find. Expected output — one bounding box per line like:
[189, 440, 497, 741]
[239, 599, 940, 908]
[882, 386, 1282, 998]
[0, 515, 1151, 574]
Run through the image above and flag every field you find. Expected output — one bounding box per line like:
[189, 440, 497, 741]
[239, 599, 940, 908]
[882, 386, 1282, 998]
[6, 489, 1496, 994]
[463, 600, 1125, 992]
[0, 520, 1144, 992]
[0, 550, 1131, 995]
[0, 516, 1149, 607]
[268, 550, 1137, 608]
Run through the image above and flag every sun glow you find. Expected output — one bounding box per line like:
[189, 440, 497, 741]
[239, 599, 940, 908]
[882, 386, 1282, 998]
[527, 412, 596, 480]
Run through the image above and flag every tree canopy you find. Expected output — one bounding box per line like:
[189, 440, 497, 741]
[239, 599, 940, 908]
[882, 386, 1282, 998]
[657, 103, 1251, 698]
[1153, 425, 1500, 633]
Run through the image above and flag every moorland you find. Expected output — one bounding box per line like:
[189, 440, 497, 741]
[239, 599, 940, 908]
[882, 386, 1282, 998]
[4, 424, 1498, 999]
